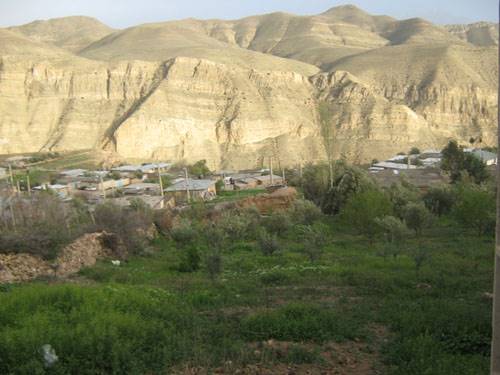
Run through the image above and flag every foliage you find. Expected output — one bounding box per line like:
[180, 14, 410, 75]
[262, 211, 292, 237]
[441, 140, 489, 184]
[215, 179, 224, 194]
[301, 162, 376, 215]
[0, 194, 86, 259]
[423, 185, 456, 216]
[341, 189, 393, 240]
[188, 160, 211, 178]
[409, 147, 421, 155]
[374, 215, 409, 258]
[452, 186, 495, 236]
[178, 245, 201, 273]
[288, 199, 323, 225]
[403, 203, 432, 236]
[108, 171, 121, 180]
[257, 230, 281, 256]
[297, 223, 328, 262]
[386, 180, 420, 218]
[93, 202, 154, 255]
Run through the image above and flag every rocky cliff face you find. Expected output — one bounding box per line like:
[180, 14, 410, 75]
[0, 7, 497, 168]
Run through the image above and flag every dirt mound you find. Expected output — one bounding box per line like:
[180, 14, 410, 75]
[0, 253, 54, 283]
[54, 232, 122, 277]
[238, 187, 298, 214]
[0, 232, 126, 283]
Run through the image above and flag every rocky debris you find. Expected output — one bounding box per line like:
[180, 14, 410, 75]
[0, 253, 54, 283]
[0, 232, 128, 283]
[54, 232, 120, 277]
[238, 187, 298, 214]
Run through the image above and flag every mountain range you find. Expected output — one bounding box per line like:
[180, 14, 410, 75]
[0, 5, 497, 169]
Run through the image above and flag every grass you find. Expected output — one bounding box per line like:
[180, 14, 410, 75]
[0, 215, 494, 374]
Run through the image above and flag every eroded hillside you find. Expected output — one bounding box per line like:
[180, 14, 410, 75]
[0, 5, 497, 168]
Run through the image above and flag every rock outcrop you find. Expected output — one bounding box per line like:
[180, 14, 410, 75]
[0, 232, 124, 283]
[0, 6, 497, 168]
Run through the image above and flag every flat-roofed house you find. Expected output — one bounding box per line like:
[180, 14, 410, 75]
[165, 179, 216, 202]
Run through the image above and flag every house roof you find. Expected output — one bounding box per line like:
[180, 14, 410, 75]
[60, 169, 87, 177]
[373, 162, 419, 170]
[165, 179, 215, 192]
[472, 150, 497, 162]
[254, 174, 284, 183]
[124, 183, 160, 190]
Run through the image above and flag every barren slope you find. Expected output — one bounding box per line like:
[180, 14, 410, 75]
[9, 16, 115, 53]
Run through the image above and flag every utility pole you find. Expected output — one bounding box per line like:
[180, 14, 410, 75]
[26, 170, 31, 196]
[269, 157, 274, 185]
[184, 168, 191, 203]
[282, 168, 286, 186]
[157, 166, 164, 209]
[99, 175, 106, 200]
[491, 3, 500, 371]
[8, 164, 15, 193]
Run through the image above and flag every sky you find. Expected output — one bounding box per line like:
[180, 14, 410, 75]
[0, 0, 497, 28]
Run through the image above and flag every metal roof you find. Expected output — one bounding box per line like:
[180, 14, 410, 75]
[373, 162, 419, 170]
[165, 179, 215, 192]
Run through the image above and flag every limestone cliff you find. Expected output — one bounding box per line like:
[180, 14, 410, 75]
[0, 7, 497, 168]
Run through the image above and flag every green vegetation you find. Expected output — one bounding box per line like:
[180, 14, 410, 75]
[0, 161, 495, 374]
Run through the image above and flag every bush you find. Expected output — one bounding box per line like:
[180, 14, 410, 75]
[297, 223, 328, 262]
[387, 180, 420, 219]
[453, 186, 495, 236]
[170, 219, 199, 244]
[93, 202, 154, 255]
[241, 303, 366, 342]
[289, 200, 323, 225]
[258, 230, 281, 256]
[0, 194, 87, 259]
[374, 216, 410, 258]
[301, 162, 376, 215]
[423, 185, 456, 216]
[403, 203, 432, 237]
[178, 245, 201, 273]
[262, 211, 292, 237]
[341, 189, 393, 241]
[205, 250, 223, 281]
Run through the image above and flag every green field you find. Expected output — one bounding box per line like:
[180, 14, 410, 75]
[0, 214, 492, 374]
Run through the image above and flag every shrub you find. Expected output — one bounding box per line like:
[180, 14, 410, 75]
[93, 202, 154, 255]
[374, 216, 410, 258]
[170, 219, 199, 244]
[453, 186, 495, 236]
[241, 304, 366, 343]
[301, 162, 376, 215]
[403, 203, 432, 237]
[297, 223, 328, 262]
[289, 200, 323, 225]
[178, 245, 201, 273]
[205, 250, 223, 281]
[0, 194, 86, 259]
[423, 185, 456, 216]
[387, 180, 420, 218]
[258, 230, 281, 256]
[262, 211, 292, 237]
[341, 189, 393, 241]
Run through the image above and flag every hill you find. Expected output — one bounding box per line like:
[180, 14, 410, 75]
[9, 16, 115, 52]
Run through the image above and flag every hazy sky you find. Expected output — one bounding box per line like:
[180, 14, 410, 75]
[0, 0, 497, 28]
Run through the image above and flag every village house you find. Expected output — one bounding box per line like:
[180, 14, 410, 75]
[123, 182, 161, 195]
[165, 179, 217, 202]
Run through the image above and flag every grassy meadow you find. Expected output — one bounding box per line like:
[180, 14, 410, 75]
[0, 210, 493, 374]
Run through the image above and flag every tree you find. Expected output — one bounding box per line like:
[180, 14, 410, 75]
[297, 223, 328, 262]
[441, 140, 489, 184]
[403, 203, 432, 237]
[188, 160, 211, 178]
[301, 162, 376, 215]
[341, 189, 393, 241]
[453, 186, 495, 236]
[375, 215, 410, 254]
[410, 147, 421, 155]
[423, 185, 455, 216]
[441, 140, 465, 183]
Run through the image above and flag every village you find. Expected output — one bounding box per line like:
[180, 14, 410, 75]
[0, 144, 496, 211]
[0, 156, 292, 212]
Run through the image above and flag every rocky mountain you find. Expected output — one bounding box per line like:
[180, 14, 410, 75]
[0, 5, 497, 168]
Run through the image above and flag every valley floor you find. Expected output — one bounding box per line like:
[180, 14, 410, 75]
[0, 217, 493, 374]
